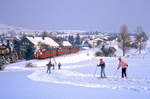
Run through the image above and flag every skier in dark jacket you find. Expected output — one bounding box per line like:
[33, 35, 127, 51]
[46, 60, 53, 74]
[58, 62, 61, 70]
[98, 58, 106, 78]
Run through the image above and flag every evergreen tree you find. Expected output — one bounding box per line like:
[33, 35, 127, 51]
[75, 34, 81, 46]
[13, 40, 21, 59]
[68, 35, 75, 45]
[6, 40, 10, 48]
[25, 44, 34, 60]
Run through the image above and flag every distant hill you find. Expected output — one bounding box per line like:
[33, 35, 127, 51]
[0, 24, 36, 34]
[0, 24, 86, 35]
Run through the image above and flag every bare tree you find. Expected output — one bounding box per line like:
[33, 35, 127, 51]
[118, 25, 131, 56]
[135, 26, 149, 54]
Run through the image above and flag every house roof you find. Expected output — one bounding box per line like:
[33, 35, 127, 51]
[62, 41, 72, 46]
[27, 37, 59, 47]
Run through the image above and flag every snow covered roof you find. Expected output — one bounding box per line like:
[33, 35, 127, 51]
[62, 41, 72, 46]
[27, 37, 59, 47]
[94, 38, 104, 41]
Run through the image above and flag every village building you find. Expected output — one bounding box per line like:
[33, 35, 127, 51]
[20, 37, 60, 55]
[61, 41, 72, 47]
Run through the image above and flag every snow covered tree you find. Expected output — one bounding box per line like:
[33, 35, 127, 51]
[135, 26, 149, 54]
[118, 25, 131, 56]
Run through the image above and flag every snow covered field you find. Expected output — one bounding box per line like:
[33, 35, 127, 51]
[1, 49, 150, 99]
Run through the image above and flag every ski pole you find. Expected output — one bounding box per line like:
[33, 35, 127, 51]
[94, 66, 98, 77]
[52, 57, 57, 64]
[113, 69, 118, 77]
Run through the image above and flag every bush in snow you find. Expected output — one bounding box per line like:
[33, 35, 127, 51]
[95, 51, 103, 56]
[108, 47, 116, 57]
[101, 46, 109, 56]
[95, 46, 116, 57]
[102, 47, 116, 57]
[25, 62, 35, 68]
[0, 64, 5, 71]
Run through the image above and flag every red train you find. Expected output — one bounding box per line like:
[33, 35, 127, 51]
[34, 47, 80, 59]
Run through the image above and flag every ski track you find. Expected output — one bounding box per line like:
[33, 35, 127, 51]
[27, 63, 150, 93]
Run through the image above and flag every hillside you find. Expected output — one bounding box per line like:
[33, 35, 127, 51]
[0, 24, 86, 35]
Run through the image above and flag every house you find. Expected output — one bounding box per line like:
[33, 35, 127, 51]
[61, 41, 72, 47]
[21, 37, 60, 52]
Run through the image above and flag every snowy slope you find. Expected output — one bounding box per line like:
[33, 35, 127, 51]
[1, 48, 150, 99]
[26, 50, 150, 93]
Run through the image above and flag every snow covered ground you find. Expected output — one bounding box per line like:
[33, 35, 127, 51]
[1, 49, 150, 99]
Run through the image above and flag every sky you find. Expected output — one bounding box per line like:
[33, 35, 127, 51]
[0, 0, 150, 33]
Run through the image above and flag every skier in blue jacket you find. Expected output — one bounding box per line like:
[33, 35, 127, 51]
[98, 58, 106, 78]
[46, 60, 53, 74]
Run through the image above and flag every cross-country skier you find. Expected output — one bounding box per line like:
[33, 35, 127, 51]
[46, 60, 53, 74]
[58, 62, 61, 70]
[117, 57, 128, 78]
[98, 58, 106, 78]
